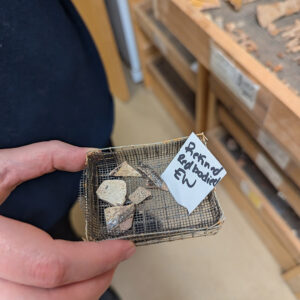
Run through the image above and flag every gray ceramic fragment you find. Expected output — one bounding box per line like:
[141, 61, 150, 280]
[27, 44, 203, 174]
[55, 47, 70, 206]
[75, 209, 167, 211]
[104, 204, 135, 232]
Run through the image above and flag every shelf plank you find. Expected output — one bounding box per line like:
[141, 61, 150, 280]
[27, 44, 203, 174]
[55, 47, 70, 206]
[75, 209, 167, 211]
[207, 127, 300, 263]
[134, 0, 197, 91]
[218, 105, 300, 218]
[221, 175, 297, 271]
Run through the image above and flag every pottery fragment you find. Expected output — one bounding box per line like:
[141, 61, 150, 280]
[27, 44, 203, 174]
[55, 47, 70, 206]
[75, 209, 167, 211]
[129, 187, 152, 205]
[96, 180, 126, 206]
[137, 163, 168, 191]
[109, 161, 141, 177]
[105, 204, 135, 232]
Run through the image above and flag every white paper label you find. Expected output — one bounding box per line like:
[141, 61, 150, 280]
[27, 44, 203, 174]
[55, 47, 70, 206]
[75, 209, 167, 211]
[210, 44, 260, 110]
[161, 132, 227, 214]
[257, 130, 290, 169]
[255, 153, 283, 188]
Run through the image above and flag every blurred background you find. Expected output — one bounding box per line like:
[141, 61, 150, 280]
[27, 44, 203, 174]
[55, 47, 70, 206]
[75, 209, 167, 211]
[70, 0, 300, 299]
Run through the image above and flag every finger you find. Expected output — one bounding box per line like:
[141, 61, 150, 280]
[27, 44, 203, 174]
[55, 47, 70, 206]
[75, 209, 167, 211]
[0, 268, 116, 300]
[51, 268, 116, 300]
[0, 216, 135, 288]
[0, 140, 89, 203]
[54, 239, 135, 287]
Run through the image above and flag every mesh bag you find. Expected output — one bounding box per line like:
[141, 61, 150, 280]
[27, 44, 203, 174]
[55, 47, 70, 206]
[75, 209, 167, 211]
[79, 134, 224, 246]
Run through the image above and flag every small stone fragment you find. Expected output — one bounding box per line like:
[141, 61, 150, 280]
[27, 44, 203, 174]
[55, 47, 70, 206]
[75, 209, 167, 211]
[105, 204, 135, 233]
[244, 40, 258, 53]
[277, 52, 284, 59]
[109, 161, 141, 177]
[96, 180, 126, 206]
[267, 23, 280, 36]
[273, 64, 283, 72]
[129, 187, 152, 205]
[257, 0, 300, 28]
[265, 60, 273, 69]
[225, 22, 236, 33]
[227, 0, 243, 11]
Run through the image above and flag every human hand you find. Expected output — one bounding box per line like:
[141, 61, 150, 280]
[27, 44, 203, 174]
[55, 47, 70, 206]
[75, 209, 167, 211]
[0, 141, 135, 299]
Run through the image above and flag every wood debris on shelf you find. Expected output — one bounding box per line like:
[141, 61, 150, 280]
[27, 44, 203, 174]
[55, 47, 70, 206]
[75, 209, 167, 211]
[265, 61, 284, 75]
[267, 23, 281, 36]
[257, 0, 300, 28]
[277, 52, 285, 58]
[227, 0, 258, 11]
[281, 20, 300, 53]
[227, 0, 243, 11]
[265, 60, 273, 69]
[273, 64, 284, 72]
[190, 0, 221, 11]
[225, 23, 258, 54]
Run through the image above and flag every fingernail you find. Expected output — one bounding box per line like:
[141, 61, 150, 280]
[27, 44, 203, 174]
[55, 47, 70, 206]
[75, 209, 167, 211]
[124, 245, 136, 260]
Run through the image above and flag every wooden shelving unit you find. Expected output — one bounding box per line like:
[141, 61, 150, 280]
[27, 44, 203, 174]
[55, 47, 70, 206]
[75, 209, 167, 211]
[208, 127, 300, 268]
[218, 105, 300, 217]
[131, 0, 209, 133]
[131, 0, 300, 297]
[154, 0, 300, 173]
[147, 56, 195, 134]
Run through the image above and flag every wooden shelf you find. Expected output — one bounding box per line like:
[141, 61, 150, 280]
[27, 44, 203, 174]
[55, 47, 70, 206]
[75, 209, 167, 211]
[222, 175, 297, 271]
[210, 75, 300, 189]
[134, 1, 197, 91]
[283, 265, 300, 299]
[207, 127, 300, 265]
[147, 56, 195, 134]
[217, 104, 300, 218]
[155, 0, 300, 183]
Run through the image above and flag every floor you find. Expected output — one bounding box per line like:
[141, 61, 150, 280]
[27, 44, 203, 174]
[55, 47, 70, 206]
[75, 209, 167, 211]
[71, 81, 296, 300]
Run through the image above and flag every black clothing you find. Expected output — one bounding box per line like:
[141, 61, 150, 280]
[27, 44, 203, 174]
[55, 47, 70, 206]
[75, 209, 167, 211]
[0, 0, 114, 230]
